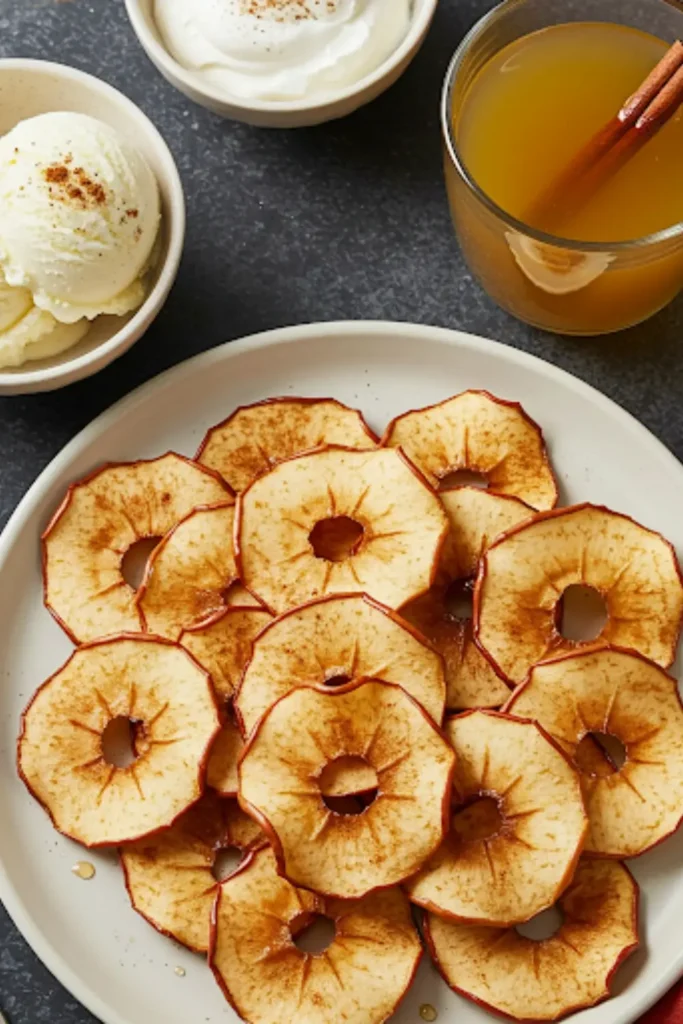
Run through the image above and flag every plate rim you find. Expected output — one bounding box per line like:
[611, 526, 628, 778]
[1, 319, 681, 1024]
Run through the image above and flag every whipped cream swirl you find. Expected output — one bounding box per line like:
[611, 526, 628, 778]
[154, 0, 413, 101]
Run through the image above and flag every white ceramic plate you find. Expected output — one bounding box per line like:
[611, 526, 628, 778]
[1, 322, 682, 1024]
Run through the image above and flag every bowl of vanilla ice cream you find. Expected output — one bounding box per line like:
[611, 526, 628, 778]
[0, 60, 184, 394]
[125, 0, 438, 128]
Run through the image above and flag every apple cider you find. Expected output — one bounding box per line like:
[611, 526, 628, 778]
[444, 10, 683, 334]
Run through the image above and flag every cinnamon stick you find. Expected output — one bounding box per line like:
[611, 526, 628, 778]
[636, 62, 683, 130]
[621, 39, 683, 125]
[527, 41, 683, 232]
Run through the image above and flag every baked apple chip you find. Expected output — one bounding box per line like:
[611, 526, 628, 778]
[122, 792, 264, 952]
[138, 503, 238, 640]
[239, 679, 455, 898]
[506, 647, 683, 857]
[235, 592, 446, 737]
[407, 711, 587, 926]
[425, 858, 638, 1021]
[43, 454, 231, 643]
[236, 446, 448, 614]
[476, 504, 683, 684]
[197, 397, 377, 492]
[210, 846, 421, 1024]
[382, 390, 558, 509]
[18, 636, 220, 846]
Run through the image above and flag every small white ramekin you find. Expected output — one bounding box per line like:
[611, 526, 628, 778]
[0, 60, 185, 395]
[125, 0, 439, 128]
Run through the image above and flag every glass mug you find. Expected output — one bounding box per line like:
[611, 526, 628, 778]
[442, 0, 683, 336]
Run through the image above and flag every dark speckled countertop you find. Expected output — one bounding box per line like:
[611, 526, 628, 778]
[0, 1, 682, 1022]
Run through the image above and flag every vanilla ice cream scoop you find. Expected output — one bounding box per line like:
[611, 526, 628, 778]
[0, 269, 89, 368]
[0, 270, 32, 332]
[0, 112, 160, 323]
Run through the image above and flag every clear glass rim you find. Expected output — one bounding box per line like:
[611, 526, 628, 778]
[441, 0, 683, 254]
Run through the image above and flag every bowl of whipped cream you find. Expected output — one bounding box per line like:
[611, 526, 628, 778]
[125, 0, 438, 128]
[0, 59, 185, 394]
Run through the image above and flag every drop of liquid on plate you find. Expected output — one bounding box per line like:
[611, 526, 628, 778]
[420, 1006, 438, 1022]
[72, 861, 96, 880]
[174, 966, 186, 977]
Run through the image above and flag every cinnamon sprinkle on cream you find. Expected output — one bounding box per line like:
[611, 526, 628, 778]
[43, 161, 107, 208]
[239, 0, 338, 19]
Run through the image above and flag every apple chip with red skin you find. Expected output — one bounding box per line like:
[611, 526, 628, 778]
[402, 487, 533, 710]
[235, 593, 446, 798]
[137, 503, 238, 640]
[18, 635, 220, 847]
[236, 446, 448, 615]
[506, 646, 683, 858]
[425, 859, 639, 1022]
[197, 397, 377, 492]
[42, 453, 231, 643]
[180, 605, 272, 796]
[209, 846, 422, 1024]
[406, 711, 587, 926]
[239, 679, 456, 899]
[382, 390, 558, 510]
[475, 503, 683, 685]
[121, 793, 264, 953]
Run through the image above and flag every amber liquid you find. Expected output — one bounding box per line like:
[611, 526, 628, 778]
[456, 23, 683, 243]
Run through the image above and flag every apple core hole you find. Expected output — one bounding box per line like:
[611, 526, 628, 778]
[309, 516, 364, 563]
[292, 913, 336, 954]
[221, 580, 250, 607]
[516, 905, 564, 941]
[323, 794, 367, 814]
[212, 846, 243, 882]
[559, 584, 608, 642]
[452, 796, 503, 842]
[445, 578, 474, 621]
[574, 732, 626, 777]
[101, 716, 139, 768]
[121, 536, 162, 590]
[439, 469, 489, 491]
[324, 673, 351, 688]
[319, 757, 379, 812]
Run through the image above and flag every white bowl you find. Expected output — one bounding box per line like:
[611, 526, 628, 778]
[125, 0, 439, 128]
[0, 60, 185, 395]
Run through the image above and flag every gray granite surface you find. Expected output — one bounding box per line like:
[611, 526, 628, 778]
[0, 0, 682, 1021]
